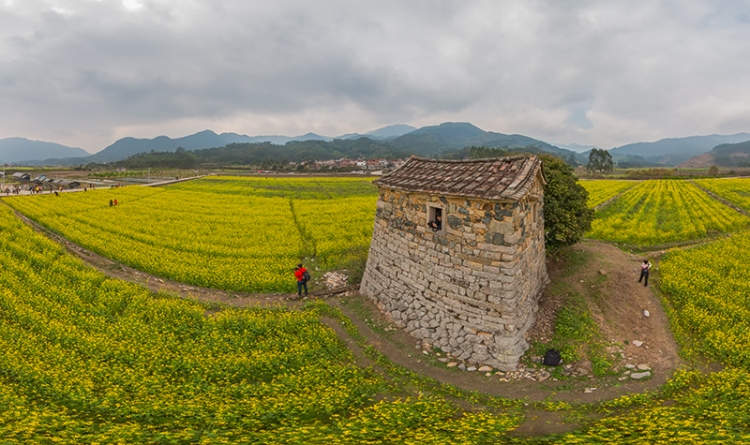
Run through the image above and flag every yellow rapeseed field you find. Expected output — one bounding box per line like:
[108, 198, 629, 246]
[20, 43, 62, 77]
[2, 176, 750, 443]
[695, 177, 750, 212]
[5, 176, 378, 292]
[587, 179, 750, 247]
[578, 179, 638, 208]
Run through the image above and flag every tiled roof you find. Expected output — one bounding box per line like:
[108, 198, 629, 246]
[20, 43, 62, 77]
[375, 155, 543, 201]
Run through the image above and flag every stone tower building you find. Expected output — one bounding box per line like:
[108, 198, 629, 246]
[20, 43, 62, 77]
[360, 155, 548, 370]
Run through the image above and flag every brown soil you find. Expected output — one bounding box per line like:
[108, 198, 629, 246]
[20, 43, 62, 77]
[329, 239, 683, 405]
[564, 240, 682, 376]
[12, 205, 682, 406]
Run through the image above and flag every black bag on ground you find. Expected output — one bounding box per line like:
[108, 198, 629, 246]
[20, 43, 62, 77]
[543, 349, 562, 366]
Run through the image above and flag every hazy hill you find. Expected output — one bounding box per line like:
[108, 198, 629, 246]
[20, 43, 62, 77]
[555, 142, 597, 153]
[337, 124, 416, 140]
[390, 122, 581, 161]
[0, 137, 88, 163]
[365, 124, 417, 139]
[114, 137, 404, 168]
[680, 140, 750, 167]
[610, 133, 750, 165]
[246, 132, 331, 145]
[89, 130, 333, 162]
[14, 122, 577, 165]
[88, 130, 252, 162]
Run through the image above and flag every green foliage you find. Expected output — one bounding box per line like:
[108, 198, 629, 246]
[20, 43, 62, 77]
[586, 148, 614, 173]
[466, 150, 592, 250]
[464, 146, 579, 166]
[117, 148, 199, 168]
[712, 140, 750, 167]
[540, 155, 594, 251]
[114, 139, 407, 168]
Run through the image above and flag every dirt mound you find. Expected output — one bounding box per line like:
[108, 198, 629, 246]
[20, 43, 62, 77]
[553, 240, 681, 374]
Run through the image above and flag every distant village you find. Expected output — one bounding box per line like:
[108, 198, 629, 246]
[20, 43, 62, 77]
[1, 172, 89, 194]
[286, 158, 407, 174]
[0, 157, 408, 194]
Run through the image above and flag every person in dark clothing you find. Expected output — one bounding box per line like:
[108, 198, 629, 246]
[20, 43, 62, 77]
[109, 199, 113, 207]
[294, 263, 309, 296]
[638, 259, 652, 286]
[428, 214, 442, 232]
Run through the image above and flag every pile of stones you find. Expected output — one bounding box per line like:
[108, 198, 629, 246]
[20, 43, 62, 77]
[322, 271, 348, 289]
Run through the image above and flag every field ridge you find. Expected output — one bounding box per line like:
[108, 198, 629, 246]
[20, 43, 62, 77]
[690, 180, 750, 216]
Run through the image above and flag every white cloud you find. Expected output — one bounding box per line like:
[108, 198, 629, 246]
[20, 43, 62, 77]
[121, 0, 143, 11]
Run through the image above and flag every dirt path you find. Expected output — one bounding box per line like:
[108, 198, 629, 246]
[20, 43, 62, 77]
[330, 241, 682, 403]
[12, 206, 683, 405]
[593, 184, 638, 211]
[144, 175, 208, 187]
[690, 180, 750, 217]
[565, 241, 682, 375]
[11, 207, 354, 308]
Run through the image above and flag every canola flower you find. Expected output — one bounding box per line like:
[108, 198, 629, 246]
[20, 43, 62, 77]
[5, 176, 378, 292]
[587, 179, 750, 247]
[695, 177, 750, 212]
[659, 229, 750, 368]
[578, 179, 638, 208]
[0, 204, 527, 443]
[2, 177, 750, 443]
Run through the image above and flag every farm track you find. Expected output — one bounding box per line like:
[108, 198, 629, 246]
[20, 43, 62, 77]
[690, 180, 750, 216]
[610, 232, 736, 256]
[592, 185, 637, 211]
[9, 205, 354, 308]
[9, 203, 684, 406]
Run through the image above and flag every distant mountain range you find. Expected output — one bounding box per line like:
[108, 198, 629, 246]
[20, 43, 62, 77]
[0, 138, 88, 163]
[4, 123, 749, 167]
[6, 122, 577, 165]
[338, 124, 417, 140]
[680, 140, 750, 168]
[388, 123, 579, 161]
[554, 143, 597, 153]
[609, 133, 750, 166]
[88, 130, 336, 162]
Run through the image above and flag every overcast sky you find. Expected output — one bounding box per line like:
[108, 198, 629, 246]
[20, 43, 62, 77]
[2, 0, 750, 152]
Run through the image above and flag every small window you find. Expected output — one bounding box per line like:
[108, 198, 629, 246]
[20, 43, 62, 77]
[427, 205, 444, 233]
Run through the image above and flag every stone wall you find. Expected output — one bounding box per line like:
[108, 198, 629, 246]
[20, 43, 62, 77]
[360, 179, 547, 370]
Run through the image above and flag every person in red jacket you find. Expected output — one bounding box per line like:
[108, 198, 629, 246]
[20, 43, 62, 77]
[294, 263, 309, 297]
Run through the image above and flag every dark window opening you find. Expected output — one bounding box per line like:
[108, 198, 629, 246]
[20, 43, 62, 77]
[428, 206, 443, 232]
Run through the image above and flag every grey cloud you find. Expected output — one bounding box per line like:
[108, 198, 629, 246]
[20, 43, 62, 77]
[1, 0, 749, 150]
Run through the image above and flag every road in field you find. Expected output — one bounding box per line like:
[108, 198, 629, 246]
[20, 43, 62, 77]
[4, 176, 377, 292]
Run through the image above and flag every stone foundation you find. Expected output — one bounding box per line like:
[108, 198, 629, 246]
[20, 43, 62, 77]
[360, 185, 547, 370]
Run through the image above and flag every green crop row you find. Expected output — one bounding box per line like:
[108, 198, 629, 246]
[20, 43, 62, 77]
[578, 179, 638, 208]
[587, 180, 749, 248]
[4, 177, 378, 292]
